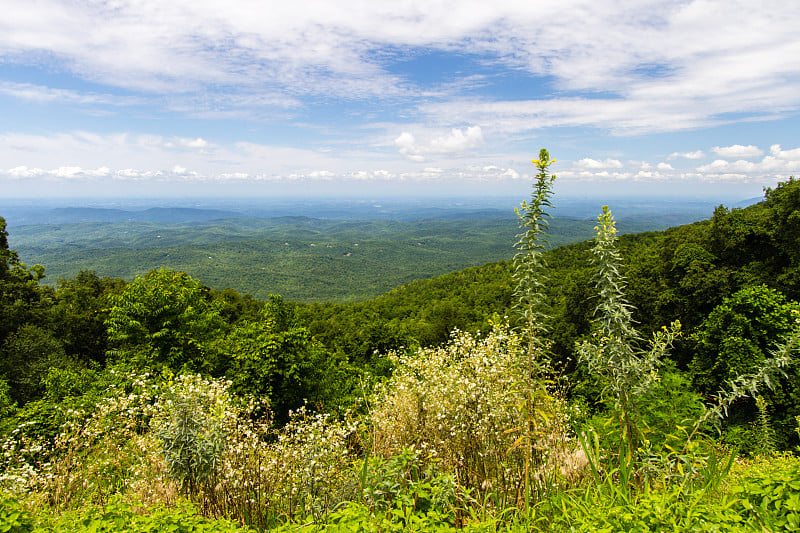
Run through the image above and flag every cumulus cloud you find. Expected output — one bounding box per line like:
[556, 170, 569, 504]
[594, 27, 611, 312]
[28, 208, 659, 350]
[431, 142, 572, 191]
[696, 145, 800, 175]
[179, 138, 209, 149]
[711, 144, 764, 159]
[669, 151, 706, 160]
[574, 158, 623, 169]
[7, 166, 46, 179]
[555, 144, 800, 187]
[308, 170, 335, 179]
[395, 126, 484, 161]
[770, 144, 800, 160]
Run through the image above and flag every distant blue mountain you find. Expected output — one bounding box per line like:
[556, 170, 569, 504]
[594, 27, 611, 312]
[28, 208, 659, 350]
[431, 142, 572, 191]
[9, 207, 242, 225]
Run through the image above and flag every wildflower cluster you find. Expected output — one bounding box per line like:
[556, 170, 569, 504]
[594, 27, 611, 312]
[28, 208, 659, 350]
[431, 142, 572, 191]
[371, 325, 573, 506]
[1, 371, 164, 505]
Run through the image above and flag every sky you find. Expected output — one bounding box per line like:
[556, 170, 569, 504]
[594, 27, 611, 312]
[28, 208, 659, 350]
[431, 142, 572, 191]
[1, 0, 800, 200]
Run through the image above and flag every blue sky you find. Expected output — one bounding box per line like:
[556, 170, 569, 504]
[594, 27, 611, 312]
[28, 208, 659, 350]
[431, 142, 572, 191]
[1, 0, 799, 199]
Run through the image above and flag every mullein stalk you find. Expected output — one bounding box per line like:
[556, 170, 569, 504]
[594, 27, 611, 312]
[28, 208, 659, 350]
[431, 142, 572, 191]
[512, 148, 556, 514]
[578, 206, 677, 479]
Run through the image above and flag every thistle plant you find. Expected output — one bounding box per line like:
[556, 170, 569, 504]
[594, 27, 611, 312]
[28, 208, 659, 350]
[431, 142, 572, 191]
[152, 374, 233, 502]
[513, 148, 557, 364]
[509, 150, 570, 513]
[578, 206, 679, 471]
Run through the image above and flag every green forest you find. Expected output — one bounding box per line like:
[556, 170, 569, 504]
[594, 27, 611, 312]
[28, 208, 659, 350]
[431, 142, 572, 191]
[9, 209, 705, 302]
[1, 152, 799, 531]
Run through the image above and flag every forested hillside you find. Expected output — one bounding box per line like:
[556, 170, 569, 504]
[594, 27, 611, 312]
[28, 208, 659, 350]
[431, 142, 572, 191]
[1, 172, 799, 531]
[10, 207, 712, 302]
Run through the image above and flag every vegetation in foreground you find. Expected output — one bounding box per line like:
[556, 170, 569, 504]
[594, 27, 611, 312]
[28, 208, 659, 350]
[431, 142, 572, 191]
[1, 153, 799, 531]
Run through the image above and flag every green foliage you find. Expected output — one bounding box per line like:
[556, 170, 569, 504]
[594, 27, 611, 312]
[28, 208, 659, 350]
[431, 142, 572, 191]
[764, 176, 800, 273]
[5, 175, 800, 532]
[50, 271, 124, 366]
[106, 268, 225, 372]
[540, 481, 758, 532]
[689, 285, 800, 450]
[370, 325, 572, 510]
[0, 491, 35, 533]
[0, 218, 57, 407]
[308, 501, 497, 533]
[0, 325, 74, 405]
[585, 365, 707, 459]
[45, 498, 254, 532]
[152, 374, 231, 497]
[218, 296, 356, 423]
[12, 215, 601, 303]
[690, 285, 799, 390]
[728, 454, 800, 531]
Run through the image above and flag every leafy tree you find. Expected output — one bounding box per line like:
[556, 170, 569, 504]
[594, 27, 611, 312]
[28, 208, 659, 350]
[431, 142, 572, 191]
[105, 268, 225, 373]
[219, 296, 356, 423]
[0, 217, 51, 347]
[212, 286, 264, 324]
[0, 324, 73, 405]
[50, 270, 124, 366]
[689, 284, 800, 449]
[0, 216, 58, 406]
[763, 176, 800, 299]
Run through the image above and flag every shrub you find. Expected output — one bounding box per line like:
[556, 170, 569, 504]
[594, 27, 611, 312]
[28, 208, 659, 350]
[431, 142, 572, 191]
[370, 325, 573, 510]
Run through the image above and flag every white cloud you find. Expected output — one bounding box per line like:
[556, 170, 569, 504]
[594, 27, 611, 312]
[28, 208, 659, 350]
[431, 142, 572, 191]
[770, 144, 800, 160]
[2, 126, 797, 196]
[0, 81, 145, 107]
[395, 126, 484, 161]
[53, 166, 84, 178]
[219, 172, 250, 180]
[7, 166, 45, 178]
[696, 146, 800, 175]
[574, 158, 623, 169]
[1, 0, 796, 135]
[711, 144, 764, 159]
[308, 170, 335, 179]
[179, 138, 209, 149]
[669, 150, 706, 160]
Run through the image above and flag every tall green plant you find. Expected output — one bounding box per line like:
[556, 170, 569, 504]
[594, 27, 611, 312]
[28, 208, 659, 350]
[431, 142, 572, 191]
[511, 149, 560, 514]
[578, 206, 679, 470]
[152, 374, 232, 504]
[513, 148, 557, 359]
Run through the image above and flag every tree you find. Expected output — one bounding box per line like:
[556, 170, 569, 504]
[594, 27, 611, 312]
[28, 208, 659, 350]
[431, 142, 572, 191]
[219, 296, 353, 424]
[0, 324, 72, 405]
[689, 284, 800, 449]
[0, 217, 56, 405]
[50, 270, 124, 365]
[105, 268, 225, 373]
